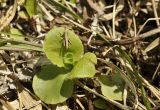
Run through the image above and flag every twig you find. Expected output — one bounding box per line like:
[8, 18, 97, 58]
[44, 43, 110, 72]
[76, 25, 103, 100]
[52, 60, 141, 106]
[41, 0, 90, 32]
[152, 62, 160, 81]
[87, 34, 96, 49]
[112, 0, 116, 39]
[81, 26, 160, 46]
[0, 0, 17, 31]
[0, 45, 42, 51]
[139, 74, 160, 100]
[151, 0, 160, 26]
[133, 16, 137, 38]
[137, 18, 160, 36]
[86, 0, 103, 15]
[99, 0, 124, 21]
[0, 38, 42, 48]
[0, 47, 37, 51]
[62, 15, 90, 31]
[38, 3, 54, 21]
[138, 27, 160, 39]
[75, 98, 85, 110]
[75, 80, 132, 110]
[113, 27, 160, 45]
[101, 24, 111, 38]
[0, 97, 16, 110]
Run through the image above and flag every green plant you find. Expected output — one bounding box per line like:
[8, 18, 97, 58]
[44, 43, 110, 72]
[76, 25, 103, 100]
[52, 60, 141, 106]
[32, 27, 97, 104]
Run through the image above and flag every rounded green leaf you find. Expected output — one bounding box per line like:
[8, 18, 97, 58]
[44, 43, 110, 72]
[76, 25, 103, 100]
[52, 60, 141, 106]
[25, 0, 37, 17]
[93, 98, 107, 109]
[43, 27, 84, 67]
[10, 27, 24, 40]
[98, 73, 124, 101]
[83, 52, 97, 64]
[32, 64, 73, 104]
[67, 52, 97, 78]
